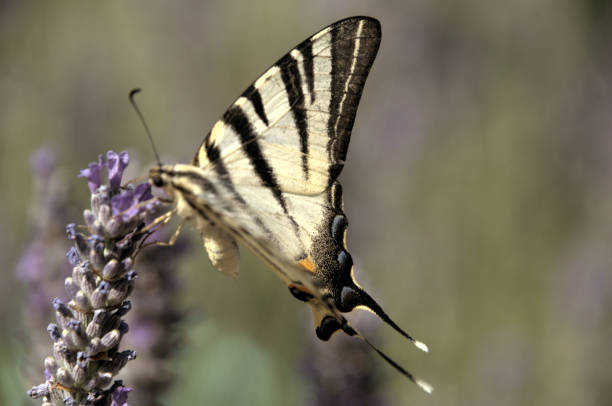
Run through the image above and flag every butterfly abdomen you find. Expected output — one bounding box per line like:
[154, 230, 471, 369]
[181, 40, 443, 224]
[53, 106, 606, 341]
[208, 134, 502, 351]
[201, 222, 240, 279]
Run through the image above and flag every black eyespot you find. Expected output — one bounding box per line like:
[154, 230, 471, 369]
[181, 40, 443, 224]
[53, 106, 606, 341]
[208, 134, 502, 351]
[152, 175, 164, 187]
[337, 250, 353, 274]
[330, 214, 347, 243]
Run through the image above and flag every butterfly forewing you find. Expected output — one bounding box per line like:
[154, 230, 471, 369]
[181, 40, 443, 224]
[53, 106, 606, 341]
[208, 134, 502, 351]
[193, 17, 381, 195]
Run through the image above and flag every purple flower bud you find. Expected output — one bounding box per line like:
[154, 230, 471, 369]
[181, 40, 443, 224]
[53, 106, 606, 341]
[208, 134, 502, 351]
[77, 352, 89, 368]
[74, 290, 92, 311]
[100, 330, 121, 350]
[76, 261, 91, 275]
[53, 298, 71, 317]
[91, 242, 106, 271]
[66, 247, 80, 266]
[98, 281, 111, 295]
[47, 323, 61, 342]
[74, 356, 89, 386]
[67, 319, 80, 331]
[102, 259, 121, 280]
[26, 383, 50, 399]
[66, 223, 78, 240]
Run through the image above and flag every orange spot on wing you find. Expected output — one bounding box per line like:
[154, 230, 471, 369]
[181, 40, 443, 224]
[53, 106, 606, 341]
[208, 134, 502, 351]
[298, 258, 316, 273]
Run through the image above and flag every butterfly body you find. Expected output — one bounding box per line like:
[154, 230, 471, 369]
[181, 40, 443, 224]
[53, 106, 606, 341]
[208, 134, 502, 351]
[149, 17, 433, 392]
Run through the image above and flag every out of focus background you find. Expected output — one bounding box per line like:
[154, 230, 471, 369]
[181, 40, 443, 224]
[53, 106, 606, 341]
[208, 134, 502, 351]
[2, 1, 612, 405]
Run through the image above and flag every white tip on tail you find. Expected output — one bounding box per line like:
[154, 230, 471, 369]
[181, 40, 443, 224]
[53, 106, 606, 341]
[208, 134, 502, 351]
[416, 379, 434, 394]
[415, 340, 429, 353]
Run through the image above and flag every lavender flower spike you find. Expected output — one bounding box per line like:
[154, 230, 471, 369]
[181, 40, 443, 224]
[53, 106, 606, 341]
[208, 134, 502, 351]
[28, 151, 161, 406]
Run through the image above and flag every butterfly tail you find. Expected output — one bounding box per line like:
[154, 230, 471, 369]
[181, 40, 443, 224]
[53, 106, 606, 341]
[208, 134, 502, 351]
[321, 307, 433, 394]
[359, 334, 433, 394]
[340, 284, 429, 353]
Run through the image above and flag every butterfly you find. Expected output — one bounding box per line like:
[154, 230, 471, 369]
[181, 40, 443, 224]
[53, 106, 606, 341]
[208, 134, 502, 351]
[148, 16, 432, 393]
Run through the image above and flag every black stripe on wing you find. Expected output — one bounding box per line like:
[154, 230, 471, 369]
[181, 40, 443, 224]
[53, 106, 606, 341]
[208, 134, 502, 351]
[191, 142, 278, 243]
[327, 18, 381, 180]
[298, 40, 315, 104]
[242, 84, 269, 126]
[223, 106, 287, 210]
[277, 53, 310, 179]
[222, 105, 301, 237]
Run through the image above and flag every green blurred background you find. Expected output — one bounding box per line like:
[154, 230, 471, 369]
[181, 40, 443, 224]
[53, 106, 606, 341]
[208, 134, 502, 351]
[2, 1, 612, 405]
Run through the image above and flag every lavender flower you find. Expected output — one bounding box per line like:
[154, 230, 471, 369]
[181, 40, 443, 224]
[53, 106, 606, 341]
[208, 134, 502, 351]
[27, 151, 163, 406]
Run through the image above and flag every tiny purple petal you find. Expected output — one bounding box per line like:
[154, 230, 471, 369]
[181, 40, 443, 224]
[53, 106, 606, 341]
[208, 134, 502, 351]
[78, 161, 103, 193]
[133, 182, 153, 202]
[110, 385, 131, 406]
[110, 191, 138, 221]
[30, 148, 56, 176]
[110, 182, 154, 221]
[107, 151, 129, 190]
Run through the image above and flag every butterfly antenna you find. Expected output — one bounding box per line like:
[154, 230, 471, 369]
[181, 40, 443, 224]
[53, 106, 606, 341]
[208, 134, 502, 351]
[129, 88, 162, 166]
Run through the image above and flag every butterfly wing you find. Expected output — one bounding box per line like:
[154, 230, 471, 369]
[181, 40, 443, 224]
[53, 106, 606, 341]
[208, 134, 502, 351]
[152, 16, 431, 392]
[190, 16, 422, 342]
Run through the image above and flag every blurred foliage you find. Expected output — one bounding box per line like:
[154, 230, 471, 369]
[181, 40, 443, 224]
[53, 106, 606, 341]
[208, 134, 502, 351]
[3, 0, 612, 405]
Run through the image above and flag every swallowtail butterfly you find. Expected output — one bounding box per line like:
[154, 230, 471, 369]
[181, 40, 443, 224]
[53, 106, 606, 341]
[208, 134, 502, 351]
[149, 16, 432, 393]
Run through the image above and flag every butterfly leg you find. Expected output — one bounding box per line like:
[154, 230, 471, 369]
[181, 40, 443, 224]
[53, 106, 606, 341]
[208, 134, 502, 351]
[134, 210, 185, 254]
[152, 220, 185, 247]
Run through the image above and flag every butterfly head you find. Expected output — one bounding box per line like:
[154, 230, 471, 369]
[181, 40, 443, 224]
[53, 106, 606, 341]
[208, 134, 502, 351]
[148, 165, 178, 201]
[149, 165, 168, 187]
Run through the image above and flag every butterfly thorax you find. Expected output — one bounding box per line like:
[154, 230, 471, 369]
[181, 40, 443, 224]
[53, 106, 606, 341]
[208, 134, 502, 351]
[150, 163, 241, 278]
